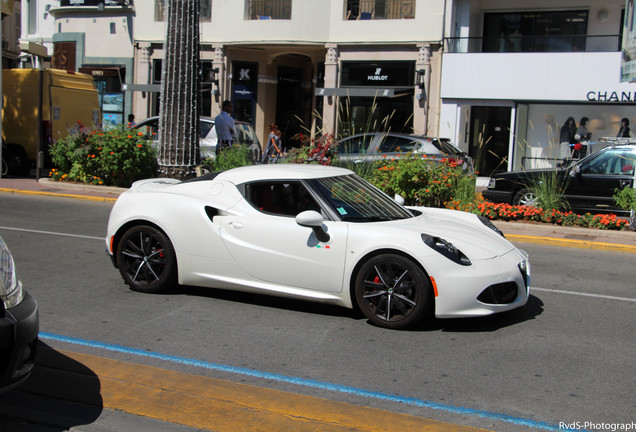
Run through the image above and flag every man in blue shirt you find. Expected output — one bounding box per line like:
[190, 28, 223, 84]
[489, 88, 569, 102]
[215, 100, 236, 155]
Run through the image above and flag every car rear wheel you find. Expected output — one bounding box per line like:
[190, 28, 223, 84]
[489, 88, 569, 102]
[354, 254, 431, 329]
[513, 189, 538, 207]
[116, 226, 177, 293]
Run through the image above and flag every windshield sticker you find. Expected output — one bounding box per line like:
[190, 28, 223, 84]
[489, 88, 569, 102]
[337, 207, 348, 215]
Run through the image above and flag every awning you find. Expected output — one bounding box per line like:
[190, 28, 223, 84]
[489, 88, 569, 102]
[315, 87, 413, 97]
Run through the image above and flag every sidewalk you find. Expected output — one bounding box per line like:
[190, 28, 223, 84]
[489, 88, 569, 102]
[2, 176, 636, 252]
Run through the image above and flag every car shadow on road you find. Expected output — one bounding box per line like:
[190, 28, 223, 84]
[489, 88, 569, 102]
[179, 284, 359, 319]
[423, 294, 545, 333]
[0, 342, 103, 431]
[177, 286, 544, 333]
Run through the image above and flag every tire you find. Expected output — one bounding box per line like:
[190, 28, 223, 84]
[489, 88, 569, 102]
[354, 254, 431, 329]
[116, 226, 177, 293]
[513, 188, 538, 207]
[1, 158, 8, 177]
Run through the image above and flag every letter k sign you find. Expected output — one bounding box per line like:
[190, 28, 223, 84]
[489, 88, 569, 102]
[240, 69, 251, 80]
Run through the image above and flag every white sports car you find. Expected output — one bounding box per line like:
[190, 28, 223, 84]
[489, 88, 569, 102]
[106, 165, 530, 329]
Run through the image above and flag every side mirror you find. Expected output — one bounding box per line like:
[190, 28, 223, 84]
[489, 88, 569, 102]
[394, 194, 405, 206]
[296, 210, 330, 242]
[569, 165, 581, 178]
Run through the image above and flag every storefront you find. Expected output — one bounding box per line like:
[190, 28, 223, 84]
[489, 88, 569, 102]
[317, 61, 416, 136]
[79, 66, 126, 128]
[440, 51, 636, 176]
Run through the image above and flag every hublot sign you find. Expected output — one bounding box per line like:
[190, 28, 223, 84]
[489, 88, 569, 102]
[341, 62, 414, 87]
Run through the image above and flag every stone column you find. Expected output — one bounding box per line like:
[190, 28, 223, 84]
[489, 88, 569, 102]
[414, 43, 432, 134]
[157, 0, 201, 179]
[321, 43, 339, 137]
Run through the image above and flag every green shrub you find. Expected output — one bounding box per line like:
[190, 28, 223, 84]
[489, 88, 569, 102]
[202, 144, 251, 171]
[367, 154, 474, 207]
[49, 124, 157, 187]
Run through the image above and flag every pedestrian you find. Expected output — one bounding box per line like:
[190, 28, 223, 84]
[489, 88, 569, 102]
[127, 114, 136, 127]
[262, 124, 283, 163]
[574, 116, 591, 159]
[559, 117, 577, 160]
[617, 118, 631, 137]
[215, 100, 235, 155]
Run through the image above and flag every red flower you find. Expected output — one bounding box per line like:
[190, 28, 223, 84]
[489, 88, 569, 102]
[574, 142, 583, 151]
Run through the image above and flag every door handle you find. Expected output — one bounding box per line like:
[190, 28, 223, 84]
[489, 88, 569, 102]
[229, 221, 243, 229]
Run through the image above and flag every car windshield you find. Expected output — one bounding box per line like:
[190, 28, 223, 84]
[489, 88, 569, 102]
[308, 175, 413, 222]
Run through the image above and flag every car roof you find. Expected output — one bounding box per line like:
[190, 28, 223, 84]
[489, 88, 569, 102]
[214, 164, 354, 184]
[341, 132, 451, 140]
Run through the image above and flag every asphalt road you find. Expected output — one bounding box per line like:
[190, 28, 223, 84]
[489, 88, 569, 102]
[0, 193, 634, 432]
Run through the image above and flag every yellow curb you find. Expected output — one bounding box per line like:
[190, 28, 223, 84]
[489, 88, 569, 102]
[0, 187, 118, 203]
[506, 234, 636, 253]
[35, 350, 491, 432]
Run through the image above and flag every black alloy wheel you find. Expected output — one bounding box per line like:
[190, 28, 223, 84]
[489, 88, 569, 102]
[116, 226, 177, 293]
[355, 254, 431, 329]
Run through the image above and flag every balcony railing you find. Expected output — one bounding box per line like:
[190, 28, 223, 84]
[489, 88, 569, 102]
[445, 34, 623, 54]
[345, 0, 415, 20]
[247, 0, 292, 20]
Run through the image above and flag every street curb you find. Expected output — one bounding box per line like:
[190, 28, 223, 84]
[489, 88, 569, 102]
[3, 180, 635, 253]
[0, 187, 119, 203]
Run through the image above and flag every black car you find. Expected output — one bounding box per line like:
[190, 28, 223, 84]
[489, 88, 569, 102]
[0, 236, 38, 392]
[483, 144, 636, 215]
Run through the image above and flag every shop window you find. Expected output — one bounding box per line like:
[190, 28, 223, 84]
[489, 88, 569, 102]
[154, 0, 212, 22]
[483, 10, 588, 53]
[345, 0, 415, 20]
[247, 0, 291, 20]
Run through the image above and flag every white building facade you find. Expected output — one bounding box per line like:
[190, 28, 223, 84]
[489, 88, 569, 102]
[44, 0, 445, 146]
[25, 0, 635, 160]
[440, 0, 635, 176]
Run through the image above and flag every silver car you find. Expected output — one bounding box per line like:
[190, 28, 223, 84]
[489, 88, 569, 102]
[135, 116, 261, 161]
[335, 132, 474, 174]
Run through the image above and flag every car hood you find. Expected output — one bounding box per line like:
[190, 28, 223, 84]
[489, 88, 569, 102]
[388, 207, 515, 260]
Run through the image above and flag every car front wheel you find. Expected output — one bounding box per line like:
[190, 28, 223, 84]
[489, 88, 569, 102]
[513, 189, 538, 207]
[116, 226, 177, 293]
[354, 254, 431, 329]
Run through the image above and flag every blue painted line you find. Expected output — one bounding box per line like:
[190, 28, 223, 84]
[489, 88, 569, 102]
[40, 332, 589, 432]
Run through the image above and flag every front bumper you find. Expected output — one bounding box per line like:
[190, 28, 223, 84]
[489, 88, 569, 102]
[482, 188, 513, 204]
[433, 248, 530, 318]
[0, 291, 39, 391]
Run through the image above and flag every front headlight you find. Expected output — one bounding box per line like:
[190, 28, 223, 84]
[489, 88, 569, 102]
[421, 234, 471, 266]
[487, 178, 496, 188]
[0, 236, 25, 309]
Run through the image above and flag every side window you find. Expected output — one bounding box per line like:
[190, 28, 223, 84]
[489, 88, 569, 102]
[378, 136, 417, 153]
[338, 136, 371, 154]
[138, 120, 159, 141]
[245, 182, 321, 216]
[581, 149, 636, 175]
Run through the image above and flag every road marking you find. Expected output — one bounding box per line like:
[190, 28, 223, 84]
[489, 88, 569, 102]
[40, 332, 568, 431]
[532, 287, 636, 303]
[507, 234, 636, 253]
[0, 225, 103, 241]
[28, 348, 488, 432]
[0, 187, 117, 202]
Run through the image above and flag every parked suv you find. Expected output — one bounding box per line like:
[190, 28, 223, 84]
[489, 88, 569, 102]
[0, 236, 38, 392]
[483, 142, 636, 215]
[334, 132, 474, 174]
[135, 116, 261, 161]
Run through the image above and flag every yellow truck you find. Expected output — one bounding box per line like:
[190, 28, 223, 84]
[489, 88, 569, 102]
[2, 68, 100, 175]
